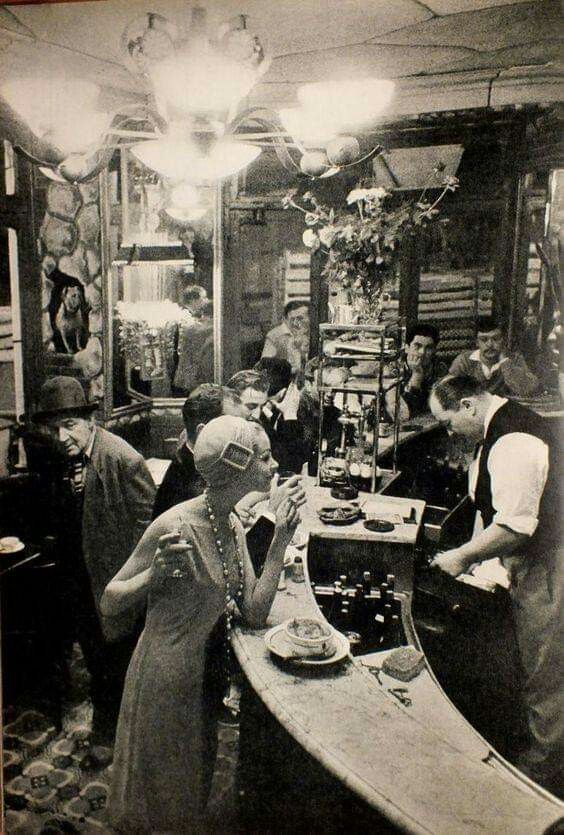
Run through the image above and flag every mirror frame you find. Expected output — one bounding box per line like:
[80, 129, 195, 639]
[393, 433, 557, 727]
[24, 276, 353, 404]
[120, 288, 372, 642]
[99, 169, 224, 420]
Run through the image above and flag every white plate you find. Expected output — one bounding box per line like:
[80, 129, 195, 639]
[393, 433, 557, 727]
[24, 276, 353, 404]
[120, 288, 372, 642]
[265, 623, 350, 667]
[0, 542, 25, 555]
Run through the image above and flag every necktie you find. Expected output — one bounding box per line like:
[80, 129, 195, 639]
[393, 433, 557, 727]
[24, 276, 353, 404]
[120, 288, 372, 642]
[68, 455, 86, 497]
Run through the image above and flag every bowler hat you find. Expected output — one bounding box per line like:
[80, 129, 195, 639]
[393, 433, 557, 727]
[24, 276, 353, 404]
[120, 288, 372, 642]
[33, 376, 98, 421]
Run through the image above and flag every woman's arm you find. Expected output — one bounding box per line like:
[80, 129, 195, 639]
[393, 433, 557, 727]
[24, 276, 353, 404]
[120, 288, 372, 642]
[99, 505, 190, 617]
[237, 496, 299, 628]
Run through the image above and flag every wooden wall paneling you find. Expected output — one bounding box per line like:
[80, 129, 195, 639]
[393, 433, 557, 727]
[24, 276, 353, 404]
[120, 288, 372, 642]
[398, 232, 420, 332]
[491, 117, 527, 334]
[0, 145, 44, 417]
[309, 248, 327, 359]
[506, 173, 531, 350]
[223, 205, 243, 382]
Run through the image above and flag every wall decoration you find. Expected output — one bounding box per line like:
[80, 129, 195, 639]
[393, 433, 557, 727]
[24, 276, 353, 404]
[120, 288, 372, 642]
[39, 178, 104, 402]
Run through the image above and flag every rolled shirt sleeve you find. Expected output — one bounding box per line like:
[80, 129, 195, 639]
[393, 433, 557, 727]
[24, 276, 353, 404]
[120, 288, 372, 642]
[487, 432, 549, 536]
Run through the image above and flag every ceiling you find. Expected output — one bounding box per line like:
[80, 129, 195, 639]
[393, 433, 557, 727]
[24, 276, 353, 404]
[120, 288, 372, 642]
[1, 0, 562, 121]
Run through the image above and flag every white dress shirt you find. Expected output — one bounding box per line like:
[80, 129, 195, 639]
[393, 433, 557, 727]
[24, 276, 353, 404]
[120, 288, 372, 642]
[468, 348, 508, 380]
[468, 395, 549, 537]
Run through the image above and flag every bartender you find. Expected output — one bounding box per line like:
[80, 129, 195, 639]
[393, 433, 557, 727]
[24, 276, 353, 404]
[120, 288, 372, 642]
[428, 375, 563, 797]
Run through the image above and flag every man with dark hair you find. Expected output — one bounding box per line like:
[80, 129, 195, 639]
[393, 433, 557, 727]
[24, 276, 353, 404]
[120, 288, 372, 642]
[152, 384, 247, 519]
[31, 376, 155, 744]
[448, 315, 539, 397]
[254, 357, 293, 397]
[429, 375, 562, 795]
[226, 369, 270, 420]
[394, 323, 441, 418]
[261, 300, 310, 373]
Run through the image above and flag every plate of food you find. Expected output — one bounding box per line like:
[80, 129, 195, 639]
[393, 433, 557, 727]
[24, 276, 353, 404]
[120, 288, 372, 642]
[265, 617, 350, 666]
[318, 504, 362, 525]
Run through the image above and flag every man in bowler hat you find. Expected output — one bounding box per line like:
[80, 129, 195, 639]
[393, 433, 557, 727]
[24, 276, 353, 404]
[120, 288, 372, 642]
[32, 376, 155, 744]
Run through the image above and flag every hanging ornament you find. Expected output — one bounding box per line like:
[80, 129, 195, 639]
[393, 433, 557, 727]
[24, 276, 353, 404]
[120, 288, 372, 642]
[299, 150, 329, 177]
[326, 136, 360, 166]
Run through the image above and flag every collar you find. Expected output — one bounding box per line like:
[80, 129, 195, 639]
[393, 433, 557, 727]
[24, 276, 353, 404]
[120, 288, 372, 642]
[469, 349, 504, 379]
[483, 394, 507, 436]
[83, 426, 97, 461]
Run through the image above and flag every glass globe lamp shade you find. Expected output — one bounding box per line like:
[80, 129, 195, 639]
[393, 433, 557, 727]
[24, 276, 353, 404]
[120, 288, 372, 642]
[297, 78, 395, 131]
[148, 43, 259, 119]
[166, 205, 208, 222]
[131, 138, 260, 181]
[1, 78, 110, 155]
[278, 107, 340, 147]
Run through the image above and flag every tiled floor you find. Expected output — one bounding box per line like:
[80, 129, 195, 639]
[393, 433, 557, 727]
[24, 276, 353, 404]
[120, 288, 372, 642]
[3, 645, 241, 834]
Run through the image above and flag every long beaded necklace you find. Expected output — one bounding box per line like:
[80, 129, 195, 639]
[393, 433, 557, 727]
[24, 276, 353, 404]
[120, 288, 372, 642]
[203, 489, 244, 664]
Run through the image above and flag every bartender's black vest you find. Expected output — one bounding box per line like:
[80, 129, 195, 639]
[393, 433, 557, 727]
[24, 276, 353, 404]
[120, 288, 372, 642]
[474, 399, 561, 559]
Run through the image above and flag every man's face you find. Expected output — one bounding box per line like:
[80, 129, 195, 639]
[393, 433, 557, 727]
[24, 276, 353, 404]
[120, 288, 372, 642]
[47, 415, 94, 457]
[238, 387, 269, 420]
[406, 334, 436, 371]
[285, 306, 309, 335]
[429, 393, 483, 441]
[477, 328, 504, 366]
[222, 396, 250, 421]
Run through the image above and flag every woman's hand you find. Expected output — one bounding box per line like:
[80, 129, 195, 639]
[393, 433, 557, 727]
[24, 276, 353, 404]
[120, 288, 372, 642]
[152, 531, 195, 584]
[273, 495, 301, 549]
[235, 491, 269, 528]
[269, 474, 307, 515]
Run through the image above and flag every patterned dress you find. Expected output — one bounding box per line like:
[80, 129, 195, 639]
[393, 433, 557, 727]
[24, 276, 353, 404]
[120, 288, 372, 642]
[108, 498, 247, 832]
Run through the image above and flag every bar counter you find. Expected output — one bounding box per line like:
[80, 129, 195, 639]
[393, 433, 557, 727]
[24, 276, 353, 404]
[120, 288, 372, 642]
[232, 421, 563, 833]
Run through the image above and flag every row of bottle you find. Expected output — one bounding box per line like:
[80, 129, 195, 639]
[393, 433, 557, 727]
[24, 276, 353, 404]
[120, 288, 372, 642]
[312, 571, 405, 653]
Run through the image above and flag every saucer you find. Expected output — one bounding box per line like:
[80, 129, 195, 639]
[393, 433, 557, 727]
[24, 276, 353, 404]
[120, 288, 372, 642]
[0, 539, 25, 555]
[265, 623, 350, 667]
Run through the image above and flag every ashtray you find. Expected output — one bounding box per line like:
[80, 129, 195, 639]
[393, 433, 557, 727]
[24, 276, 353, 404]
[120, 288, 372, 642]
[363, 519, 395, 533]
[331, 485, 358, 501]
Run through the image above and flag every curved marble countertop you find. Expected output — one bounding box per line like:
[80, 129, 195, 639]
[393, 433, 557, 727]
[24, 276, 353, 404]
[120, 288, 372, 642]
[232, 465, 563, 834]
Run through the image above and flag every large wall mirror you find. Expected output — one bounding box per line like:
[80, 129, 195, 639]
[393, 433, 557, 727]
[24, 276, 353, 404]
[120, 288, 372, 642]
[102, 148, 216, 414]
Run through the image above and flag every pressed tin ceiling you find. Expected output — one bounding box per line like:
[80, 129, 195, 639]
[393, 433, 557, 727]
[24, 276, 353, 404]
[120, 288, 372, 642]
[0, 0, 562, 121]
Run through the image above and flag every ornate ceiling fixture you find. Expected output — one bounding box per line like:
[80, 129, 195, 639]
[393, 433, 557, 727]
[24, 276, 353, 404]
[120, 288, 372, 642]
[0, 6, 395, 196]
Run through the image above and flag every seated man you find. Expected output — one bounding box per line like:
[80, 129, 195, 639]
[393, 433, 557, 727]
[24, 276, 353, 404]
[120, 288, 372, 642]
[397, 323, 441, 418]
[449, 316, 539, 397]
[261, 300, 310, 373]
[152, 384, 247, 519]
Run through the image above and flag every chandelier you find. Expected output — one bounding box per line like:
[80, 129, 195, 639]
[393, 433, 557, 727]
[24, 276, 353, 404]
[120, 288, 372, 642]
[0, 6, 395, 214]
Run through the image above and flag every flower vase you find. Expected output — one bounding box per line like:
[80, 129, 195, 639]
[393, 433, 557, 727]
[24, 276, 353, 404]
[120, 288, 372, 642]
[352, 291, 384, 324]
